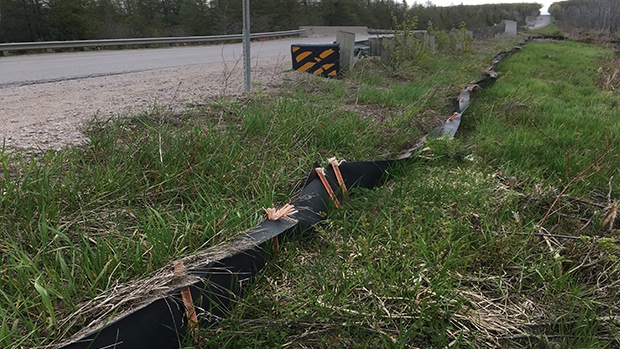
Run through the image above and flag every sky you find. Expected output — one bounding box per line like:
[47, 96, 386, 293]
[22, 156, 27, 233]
[418, 1, 553, 14]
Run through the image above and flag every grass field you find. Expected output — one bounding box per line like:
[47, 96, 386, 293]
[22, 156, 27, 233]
[528, 17, 565, 37]
[2, 35, 619, 348]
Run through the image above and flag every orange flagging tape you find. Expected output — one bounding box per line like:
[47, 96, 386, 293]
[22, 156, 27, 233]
[315, 167, 341, 208]
[328, 157, 349, 199]
[173, 263, 198, 333]
[448, 112, 459, 121]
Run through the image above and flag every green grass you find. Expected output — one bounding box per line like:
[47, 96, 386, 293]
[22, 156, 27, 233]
[2, 35, 620, 348]
[468, 41, 620, 196]
[188, 41, 620, 348]
[528, 17, 565, 36]
[0, 36, 512, 347]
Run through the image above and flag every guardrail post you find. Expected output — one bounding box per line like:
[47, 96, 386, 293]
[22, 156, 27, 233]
[425, 33, 436, 53]
[336, 31, 355, 74]
[380, 37, 394, 65]
[242, 0, 251, 92]
[368, 38, 381, 57]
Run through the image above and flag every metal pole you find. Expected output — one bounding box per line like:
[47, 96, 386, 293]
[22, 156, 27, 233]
[242, 0, 251, 92]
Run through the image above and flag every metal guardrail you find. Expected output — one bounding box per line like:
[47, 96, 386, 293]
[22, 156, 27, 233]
[367, 28, 396, 35]
[0, 29, 305, 54]
[367, 28, 427, 35]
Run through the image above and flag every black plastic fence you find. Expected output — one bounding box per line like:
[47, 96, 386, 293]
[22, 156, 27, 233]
[53, 35, 560, 349]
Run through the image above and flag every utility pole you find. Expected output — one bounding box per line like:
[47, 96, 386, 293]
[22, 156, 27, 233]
[242, 0, 251, 92]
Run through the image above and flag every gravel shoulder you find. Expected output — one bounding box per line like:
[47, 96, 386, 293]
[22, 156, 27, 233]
[0, 55, 290, 151]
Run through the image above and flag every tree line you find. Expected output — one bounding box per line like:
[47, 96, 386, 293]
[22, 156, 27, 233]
[0, 0, 540, 43]
[550, 0, 619, 35]
[410, 2, 540, 31]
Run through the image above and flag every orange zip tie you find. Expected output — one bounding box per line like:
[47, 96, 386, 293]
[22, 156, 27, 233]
[328, 157, 349, 199]
[448, 112, 460, 121]
[173, 263, 198, 334]
[264, 204, 297, 252]
[264, 204, 298, 221]
[315, 167, 341, 208]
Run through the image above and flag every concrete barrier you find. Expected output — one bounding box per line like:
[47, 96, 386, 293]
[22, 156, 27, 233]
[503, 20, 517, 35]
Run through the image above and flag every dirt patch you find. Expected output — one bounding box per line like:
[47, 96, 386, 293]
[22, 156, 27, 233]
[0, 56, 291, 151]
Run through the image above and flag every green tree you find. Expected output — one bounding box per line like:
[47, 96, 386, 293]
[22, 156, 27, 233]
[178, 0, 212, 35]
[208, 0, 242, 34]
[0, 0, 46, 42]
[92, 0, 131, 38]
[47, 0, 95, 40]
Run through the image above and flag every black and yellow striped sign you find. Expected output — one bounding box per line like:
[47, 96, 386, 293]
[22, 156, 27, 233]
[291, 44, 339, 77]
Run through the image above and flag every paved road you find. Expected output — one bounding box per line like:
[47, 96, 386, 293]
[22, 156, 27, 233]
[532, 15, 552, 30]
[0, 35, 369, 88]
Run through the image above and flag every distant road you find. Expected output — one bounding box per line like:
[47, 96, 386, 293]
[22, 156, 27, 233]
[532, 15, 552, 30]
[0, 35, 369, 88]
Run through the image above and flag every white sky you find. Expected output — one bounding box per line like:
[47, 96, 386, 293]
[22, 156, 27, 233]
[418, 1, 552, 14]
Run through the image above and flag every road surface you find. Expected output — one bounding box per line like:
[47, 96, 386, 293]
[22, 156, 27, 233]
[0, 35, 369, 88]
[531, 15, 552, 30]
[0, 35, 368, 150]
